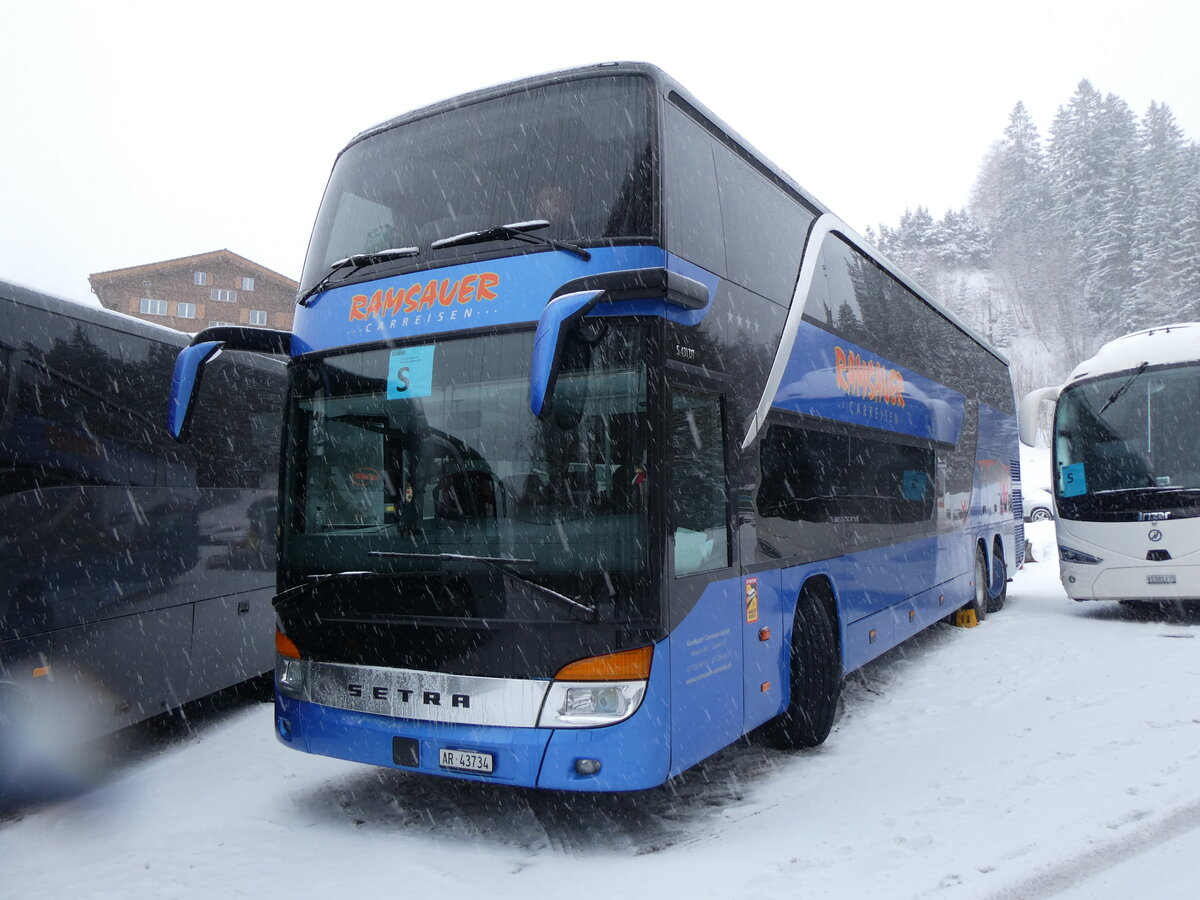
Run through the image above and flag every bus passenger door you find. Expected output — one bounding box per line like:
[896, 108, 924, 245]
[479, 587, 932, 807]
[665, 384, 742, 775]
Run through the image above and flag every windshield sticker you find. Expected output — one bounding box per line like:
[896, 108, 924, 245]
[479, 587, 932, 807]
[903, 470, 929, 501]
[388, 345, 435, 399]
[1060, 462, 1087, 497]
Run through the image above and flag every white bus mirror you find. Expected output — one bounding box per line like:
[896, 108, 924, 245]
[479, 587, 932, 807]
[1018, 386, 1060, 447]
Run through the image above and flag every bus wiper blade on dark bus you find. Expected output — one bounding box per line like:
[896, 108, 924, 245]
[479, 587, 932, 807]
[1096, 360, 1149, 416]
[431, 220, 591, 261]
[273, 570, 392, 606]
[297, 246, 420, 307]
[369, 551, 599, 620]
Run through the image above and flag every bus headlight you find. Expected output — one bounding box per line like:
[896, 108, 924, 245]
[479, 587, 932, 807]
[537, 645, 653, 728]
[276, 658, 305, 699]
[538, 681, 646, 727]
[1059, 545, 1103, 565]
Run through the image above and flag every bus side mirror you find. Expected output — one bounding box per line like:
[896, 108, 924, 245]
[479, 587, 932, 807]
[168, 341, 224, 440]
[1018, 386, 1060, 447]
[529, 289, 605, 419]
[529, 267, 711, 419]
[167, 326, 292, 441]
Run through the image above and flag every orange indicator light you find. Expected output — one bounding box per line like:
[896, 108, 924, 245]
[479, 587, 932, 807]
[275, 629, 302, 659]
[554, 645, 653, 681]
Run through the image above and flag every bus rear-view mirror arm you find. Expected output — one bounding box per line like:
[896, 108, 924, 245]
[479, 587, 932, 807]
[529, 267, 709, 419]
[1018, 386, 1060, 447]
[167, 326, 292, 441]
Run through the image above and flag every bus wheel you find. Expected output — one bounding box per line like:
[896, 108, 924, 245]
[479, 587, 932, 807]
[987, 542, 1007, 614]
[967, 545, 989, 623]
[769, 592, 841, 750]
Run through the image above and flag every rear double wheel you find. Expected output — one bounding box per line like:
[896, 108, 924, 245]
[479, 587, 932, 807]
[768, 589, 841, 750]
[965, 545, 989, 623]
[987, 542, 1007, 614]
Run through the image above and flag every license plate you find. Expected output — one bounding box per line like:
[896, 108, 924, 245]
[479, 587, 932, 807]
[1147, 574, 1177, 585]
[439, 747, 494, 774]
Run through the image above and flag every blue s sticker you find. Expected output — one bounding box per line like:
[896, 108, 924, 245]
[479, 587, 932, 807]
[1060, 462, 1087, 497]
[902, 470, 928, 501]
[388, 345, 435, 399]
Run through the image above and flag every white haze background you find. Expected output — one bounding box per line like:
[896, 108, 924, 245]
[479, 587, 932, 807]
[2, 0, 1199, 307]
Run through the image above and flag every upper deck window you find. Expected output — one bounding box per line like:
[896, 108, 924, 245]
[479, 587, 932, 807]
[300, 75, 657, 294]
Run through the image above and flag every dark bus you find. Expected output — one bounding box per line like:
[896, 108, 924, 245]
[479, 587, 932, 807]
[170, 63, 1019, 792]
[1, 279, 284, 775]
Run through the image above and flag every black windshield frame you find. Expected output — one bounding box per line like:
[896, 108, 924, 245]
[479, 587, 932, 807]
[299, 74, 659, 295]
[278, 323, 665, 626]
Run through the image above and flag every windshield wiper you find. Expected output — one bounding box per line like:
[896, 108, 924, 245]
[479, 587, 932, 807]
[369, 551, 536, 565]
[272, 570, 389, 606]
[369, 550, 598, 620]
[1097, 361, 1149, 417]
[297, 246, 420, 307]
[431, 220, 591, 261]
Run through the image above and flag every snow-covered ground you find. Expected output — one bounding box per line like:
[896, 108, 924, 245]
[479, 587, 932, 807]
[3, 521, 1199, 899]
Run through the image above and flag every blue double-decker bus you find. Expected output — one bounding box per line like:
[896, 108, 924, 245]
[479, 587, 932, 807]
[169, 63, 1019, 791]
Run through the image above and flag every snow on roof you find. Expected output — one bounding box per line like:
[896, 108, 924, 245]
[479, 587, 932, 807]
[1067, 322, 1200, 384]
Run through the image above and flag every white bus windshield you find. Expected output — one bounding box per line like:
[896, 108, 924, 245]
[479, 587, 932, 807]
[1054, 362, 1200, 520]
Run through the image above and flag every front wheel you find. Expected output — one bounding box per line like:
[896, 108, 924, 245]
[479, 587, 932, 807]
[1029, 507, 1053, 522]
[768, 592, 842, 750]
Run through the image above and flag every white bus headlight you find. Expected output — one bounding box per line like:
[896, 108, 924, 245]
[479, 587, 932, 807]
[539, 681, 646, 727]
[1059, 545, 1103, 565]
[276, 658, 306, 698]
[537, 645, 653, 728]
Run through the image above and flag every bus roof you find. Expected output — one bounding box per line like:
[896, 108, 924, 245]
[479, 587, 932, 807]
[341, 62, 834, 220]
[329, 64, 1006, 370]
[1067, 322, 1200, 384]
[1, 277, 187, 344]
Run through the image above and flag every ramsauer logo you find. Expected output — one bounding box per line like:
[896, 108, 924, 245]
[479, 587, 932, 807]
[348, 273, 501, 321]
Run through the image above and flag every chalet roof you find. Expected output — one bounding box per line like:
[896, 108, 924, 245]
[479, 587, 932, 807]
[88, 249, 297, 286]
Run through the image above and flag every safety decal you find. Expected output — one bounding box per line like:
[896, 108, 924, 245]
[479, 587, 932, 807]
[745, 577, 759, 624]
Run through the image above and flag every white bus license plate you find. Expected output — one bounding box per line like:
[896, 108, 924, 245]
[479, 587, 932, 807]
[1147, 574, 1177, 584]
[439, 748, 494, 774]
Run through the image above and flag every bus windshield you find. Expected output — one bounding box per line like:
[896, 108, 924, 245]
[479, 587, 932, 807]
[1054, 362, 1200, 520]
[299, 74, 656, 295]
[281, 323, 655, 623]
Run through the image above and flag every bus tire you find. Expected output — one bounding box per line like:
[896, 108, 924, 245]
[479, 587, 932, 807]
[967, 545, 989, 623]
[769, 591, 841, 750]
[987, 541, 1007, 614]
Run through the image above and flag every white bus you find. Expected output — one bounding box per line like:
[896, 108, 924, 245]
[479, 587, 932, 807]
[1019, 323, 1200, 605]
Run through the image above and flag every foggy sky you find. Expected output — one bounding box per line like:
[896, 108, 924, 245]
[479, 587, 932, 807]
[2, 0, 1197, 305]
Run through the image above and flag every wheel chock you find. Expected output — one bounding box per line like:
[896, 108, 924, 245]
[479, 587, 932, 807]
[954, 609, 979, 628]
